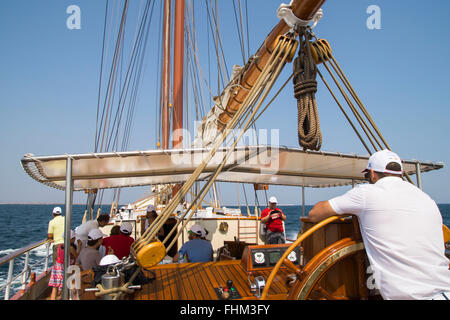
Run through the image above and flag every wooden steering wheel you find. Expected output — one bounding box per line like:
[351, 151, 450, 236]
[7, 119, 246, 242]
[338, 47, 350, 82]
[261, 216, 367, 300]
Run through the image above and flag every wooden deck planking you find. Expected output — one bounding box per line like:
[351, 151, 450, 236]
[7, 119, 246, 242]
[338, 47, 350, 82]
[166, 267, 180, 300]
[134, 260, 291, 300]
[193, 264, 217, 300]
[173, 265, 188, 300]
[161, 267, 174, 299]
[217, 263, 252, 297]
[229, 263, 254, 296]
[183, 263, 208, 300]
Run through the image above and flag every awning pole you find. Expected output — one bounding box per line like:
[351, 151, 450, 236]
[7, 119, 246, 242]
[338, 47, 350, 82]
[302, 186, 305, 217]
[62, 157, 73, 300]
[415, 162, 423, 190]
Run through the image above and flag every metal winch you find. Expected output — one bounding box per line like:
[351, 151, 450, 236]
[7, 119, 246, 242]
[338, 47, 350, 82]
[101, 266, 124, 300]
[85, 257, 142, 300]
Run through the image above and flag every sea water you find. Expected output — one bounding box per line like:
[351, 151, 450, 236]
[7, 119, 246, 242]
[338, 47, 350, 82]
[0, 204, 449, 299]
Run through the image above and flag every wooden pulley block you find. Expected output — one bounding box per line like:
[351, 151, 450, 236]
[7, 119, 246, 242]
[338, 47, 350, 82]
[135, 240, 167, 269]
[310, 39, 332, 64]
[268, 35, 299, 62]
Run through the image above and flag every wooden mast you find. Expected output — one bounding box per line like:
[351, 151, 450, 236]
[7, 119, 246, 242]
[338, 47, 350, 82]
[161, 0, 184, 150]
[171, 0, 185, 198]
[161, 0, 171, 150]
[217, 0, 326, 126]
[172, 0, 185, 150]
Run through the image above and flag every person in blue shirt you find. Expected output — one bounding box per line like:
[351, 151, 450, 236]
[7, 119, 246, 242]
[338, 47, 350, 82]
[173, 224, 213, 263]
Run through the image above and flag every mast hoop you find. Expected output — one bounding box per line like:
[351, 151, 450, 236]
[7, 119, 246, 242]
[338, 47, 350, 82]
[277, 4, 323, 30]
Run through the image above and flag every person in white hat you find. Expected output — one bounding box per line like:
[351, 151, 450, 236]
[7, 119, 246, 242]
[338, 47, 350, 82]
[47, 206, 65, 264]
[102, 222, 135, 260]
[76, 229, 105, 271]
[141, 205, 164, 239]
[260, 196, 287, 244]
[74, 213, 110, 249]
[173, 224, 213, 263]
[304, 149, 450, 300]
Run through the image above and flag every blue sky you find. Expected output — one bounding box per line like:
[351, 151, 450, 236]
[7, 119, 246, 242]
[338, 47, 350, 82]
[0, 0, 449, 206]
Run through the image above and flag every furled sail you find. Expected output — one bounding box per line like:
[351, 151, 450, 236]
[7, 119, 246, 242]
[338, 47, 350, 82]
[193, 64, 244, 147]
[194, 0, 326, 147]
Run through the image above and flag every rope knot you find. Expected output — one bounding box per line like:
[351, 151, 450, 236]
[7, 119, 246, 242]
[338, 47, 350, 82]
[294, 79, 318, 98]
[292, 30, 322, 151]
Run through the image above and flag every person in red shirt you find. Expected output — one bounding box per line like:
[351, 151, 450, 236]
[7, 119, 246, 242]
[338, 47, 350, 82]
[102, 222, 134, 260]
[260, 196, 286, 244]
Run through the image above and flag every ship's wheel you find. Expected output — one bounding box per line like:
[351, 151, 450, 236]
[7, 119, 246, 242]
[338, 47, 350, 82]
[285, 238, 366, 300]
[261, 216, 373, 300]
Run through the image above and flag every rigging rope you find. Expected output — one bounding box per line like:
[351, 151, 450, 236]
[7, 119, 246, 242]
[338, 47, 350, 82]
[293, 28, 322, 151]
[131, 35, 298, 264]
[309, 35, 414, 184]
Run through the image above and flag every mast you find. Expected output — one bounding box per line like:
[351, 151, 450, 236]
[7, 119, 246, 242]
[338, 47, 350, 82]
[161, 0, 171, 149]
[172, 0, 185, 150]
[169, 0, 185, 199]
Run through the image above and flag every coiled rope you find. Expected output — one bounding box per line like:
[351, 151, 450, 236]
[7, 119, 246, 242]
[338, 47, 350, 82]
[293, 28, 322, 151]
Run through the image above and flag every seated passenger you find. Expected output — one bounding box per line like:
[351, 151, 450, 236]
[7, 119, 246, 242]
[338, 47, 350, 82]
[76, 229, 104, 271]
[102, 222, 135, 260]
[173, 225, 213, 263]
[75, 214, 110, 248]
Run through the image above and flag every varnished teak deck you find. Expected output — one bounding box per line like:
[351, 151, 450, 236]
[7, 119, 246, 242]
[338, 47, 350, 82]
[134, 260, 290, 300]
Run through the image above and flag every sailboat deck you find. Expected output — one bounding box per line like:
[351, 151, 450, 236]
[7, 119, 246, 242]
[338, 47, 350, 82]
[134, 260, 290, 300]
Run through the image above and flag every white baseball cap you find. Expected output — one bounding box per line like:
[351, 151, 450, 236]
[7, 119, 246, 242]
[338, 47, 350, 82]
[88, 229, 105, 241]
[53, 207, 62, 215]
[269, 196, 278, 204]
[362, 149, 403, 175]
[120, 222, 133, 234]
[189, 224, 206, 238]
[99, 254, 120, 266]
[146, 205, 156, 213]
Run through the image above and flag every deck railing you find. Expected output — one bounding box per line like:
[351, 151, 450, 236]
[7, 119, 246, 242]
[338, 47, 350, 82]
[0, 239, 52, 300]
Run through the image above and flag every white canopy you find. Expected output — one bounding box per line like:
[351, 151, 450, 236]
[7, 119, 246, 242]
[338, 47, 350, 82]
[21, 146, 444, 191]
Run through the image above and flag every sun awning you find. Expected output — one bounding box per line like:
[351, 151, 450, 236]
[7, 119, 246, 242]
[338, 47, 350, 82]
[21, 146, 444, 191]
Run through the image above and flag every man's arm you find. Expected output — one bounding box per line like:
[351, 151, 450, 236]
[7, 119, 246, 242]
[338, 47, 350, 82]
[260, 209, 271, 223]
[302, 201, 337, 223]
[260, 213, 271, 223]
[47, 221, 53, 241]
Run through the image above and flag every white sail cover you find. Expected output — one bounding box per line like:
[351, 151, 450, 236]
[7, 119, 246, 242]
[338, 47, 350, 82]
[21, 146, 443, 191]
[193, 64, 243, 148]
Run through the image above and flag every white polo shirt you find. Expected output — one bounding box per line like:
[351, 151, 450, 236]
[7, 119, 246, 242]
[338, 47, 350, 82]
[75, 220, 99, 246]
[329, 176, 450, 300]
